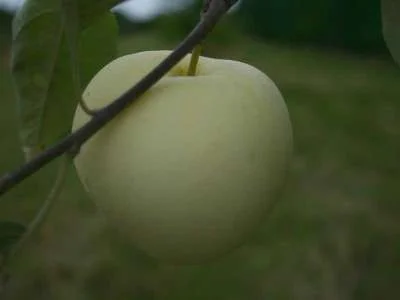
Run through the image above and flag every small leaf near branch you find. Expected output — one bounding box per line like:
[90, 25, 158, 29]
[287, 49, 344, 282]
[382, 0, 400, 66]
[11, 0, 118, 161]
[0, 222, 26, 255]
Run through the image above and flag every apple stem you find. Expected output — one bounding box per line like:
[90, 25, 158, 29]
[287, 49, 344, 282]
[187, 44, 202, 76]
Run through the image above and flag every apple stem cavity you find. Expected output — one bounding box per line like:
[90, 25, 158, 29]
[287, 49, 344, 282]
[187, 44, 202, 76]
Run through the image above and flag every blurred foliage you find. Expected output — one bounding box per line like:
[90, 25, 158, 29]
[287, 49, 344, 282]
[115, 4, 203, 38]
[0, 0, 390, 54]
[0, 10, 12, 38]
[115, 1, 240, 57]
[114, 0, 388, 54]
[381, 0, 400, 66]
[239, 0, 386, 53]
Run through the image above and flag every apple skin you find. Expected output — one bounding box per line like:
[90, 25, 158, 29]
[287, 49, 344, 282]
[72, 50, 293, 264]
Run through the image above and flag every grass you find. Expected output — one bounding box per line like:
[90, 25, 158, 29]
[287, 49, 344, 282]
[1, 26, 400, 299]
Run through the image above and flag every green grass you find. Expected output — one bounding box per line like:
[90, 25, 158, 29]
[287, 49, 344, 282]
[1, 28, 400, 299]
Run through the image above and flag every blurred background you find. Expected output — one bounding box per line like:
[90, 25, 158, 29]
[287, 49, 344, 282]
[1, 0, 400, 299]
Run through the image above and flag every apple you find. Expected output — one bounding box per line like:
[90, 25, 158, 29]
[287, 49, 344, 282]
[72, 50, 293, 264]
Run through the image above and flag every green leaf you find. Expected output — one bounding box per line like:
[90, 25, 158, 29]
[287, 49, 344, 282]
[0, 221, 26, 255]
[382, 0, 400, 66]
[11, 0, 119, 160]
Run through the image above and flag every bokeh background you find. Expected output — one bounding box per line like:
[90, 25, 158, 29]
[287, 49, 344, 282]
[1, 0, 400, 299]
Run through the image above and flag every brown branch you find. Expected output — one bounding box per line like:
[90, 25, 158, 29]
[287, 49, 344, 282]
[0, 0, 238, 197]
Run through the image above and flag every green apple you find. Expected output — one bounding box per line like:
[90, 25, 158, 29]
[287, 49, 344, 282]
[72, 50, 293, 264]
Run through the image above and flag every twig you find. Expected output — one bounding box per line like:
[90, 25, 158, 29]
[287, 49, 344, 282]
[0, 155, 68, 294]
[78, 98, 98, 117]
[8, 155, 69, 259]
[0, 0, 238, 197]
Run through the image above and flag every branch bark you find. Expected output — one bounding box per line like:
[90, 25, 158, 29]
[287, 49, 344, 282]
[0, 0, 237, 197]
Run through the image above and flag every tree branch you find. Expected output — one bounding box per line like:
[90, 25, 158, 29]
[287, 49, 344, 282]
[0, 0, 238, 197]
